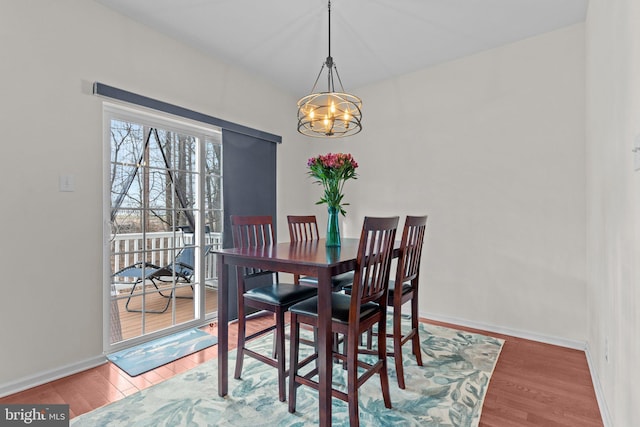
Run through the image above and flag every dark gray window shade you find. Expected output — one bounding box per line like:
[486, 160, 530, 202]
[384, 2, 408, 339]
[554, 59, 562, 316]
[222, 129, 278, 320]
[93, 82, 282, 144]
[222, 129, 277, 248]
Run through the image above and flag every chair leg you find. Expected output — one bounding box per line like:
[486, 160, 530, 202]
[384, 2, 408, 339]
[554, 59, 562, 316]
[272, 313, 278, 359]
[332, 332, 345, 368]
[124, 281, 140, 312]
[393, 310, 406, 389]
[234, 298, 247, 380]
[275, 308, 287, 402]
[377, 319, 392, 409]
[411, 296, 423, 366]
[346, 331, 360, 427]
[124, 280, 172, 314]
[288, 313, 300, 414]
[153, 280, 173, 298]
[157, 282, 194, 300]
[341, 334, 348, 370]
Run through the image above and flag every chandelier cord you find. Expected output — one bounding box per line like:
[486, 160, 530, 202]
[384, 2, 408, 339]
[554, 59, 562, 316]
[328, 0, 331, 59]
[326, 1, 334, 93]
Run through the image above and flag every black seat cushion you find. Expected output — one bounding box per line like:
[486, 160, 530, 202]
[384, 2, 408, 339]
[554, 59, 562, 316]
[244, 283, 317, 307]
[298, 271, 354, 291]
[289, 293, 380, 325]
[387, 280, 412, 298]
[343, 280, 411, 299]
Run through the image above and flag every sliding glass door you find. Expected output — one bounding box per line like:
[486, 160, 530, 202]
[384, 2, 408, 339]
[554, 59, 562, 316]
[105, 104, 222, 350]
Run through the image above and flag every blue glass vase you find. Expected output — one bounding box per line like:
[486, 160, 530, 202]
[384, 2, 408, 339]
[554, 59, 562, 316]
[326, 206, 341, 247]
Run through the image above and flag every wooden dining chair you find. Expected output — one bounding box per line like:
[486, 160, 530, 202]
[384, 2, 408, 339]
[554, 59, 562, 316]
[231, 215, 317, 402]
[287, 214, 351, 352]
[286, 215, 319, 285]
[287, 216, 399, 426]
[386, 215, 428, 389]
[361, 215, 428, 388]
[286, 215, 354, 290]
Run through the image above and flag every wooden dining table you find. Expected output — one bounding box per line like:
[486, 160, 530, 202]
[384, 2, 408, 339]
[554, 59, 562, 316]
[214, 237, 377, 427]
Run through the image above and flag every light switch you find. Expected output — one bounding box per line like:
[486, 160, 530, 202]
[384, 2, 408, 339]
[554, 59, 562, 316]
[634, 135, 640, 171]
[59, 175, 75, 192]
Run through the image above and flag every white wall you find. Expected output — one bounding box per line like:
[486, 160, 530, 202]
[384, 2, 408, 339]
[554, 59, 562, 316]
[284, 25, 586, 342]
[0, 0, 299, 389]
[586, 0, 640, 425]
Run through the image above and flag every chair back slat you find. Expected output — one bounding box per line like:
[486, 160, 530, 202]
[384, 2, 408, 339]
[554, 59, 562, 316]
[287, 215, 320, 284]
[396, 216, 428, 284]
[351, 217, 399, 310]
[231, 215, 275, 249]
[287, 215, 319, 242]
[230, 215, 276, 280]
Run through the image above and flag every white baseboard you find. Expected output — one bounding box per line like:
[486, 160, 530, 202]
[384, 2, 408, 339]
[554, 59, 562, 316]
[585, 342, 613, 427]
[0, 355, 107, 398]
[421, 311, 586, 350]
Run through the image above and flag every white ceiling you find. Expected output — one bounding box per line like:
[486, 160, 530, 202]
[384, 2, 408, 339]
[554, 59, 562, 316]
[96, 0, 588, 98]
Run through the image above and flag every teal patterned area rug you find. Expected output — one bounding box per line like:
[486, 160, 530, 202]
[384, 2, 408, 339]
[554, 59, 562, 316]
[73, 320, 503, 427]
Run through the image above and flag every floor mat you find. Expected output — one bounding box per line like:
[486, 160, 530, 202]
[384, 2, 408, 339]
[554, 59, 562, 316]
[107, 328, 217, 377]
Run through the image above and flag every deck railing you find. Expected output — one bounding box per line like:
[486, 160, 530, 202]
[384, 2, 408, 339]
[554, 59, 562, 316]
[110, 231, 222, 287]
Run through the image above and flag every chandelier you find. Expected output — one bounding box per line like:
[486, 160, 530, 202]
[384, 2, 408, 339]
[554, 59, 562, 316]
[297, 0, 362, 138]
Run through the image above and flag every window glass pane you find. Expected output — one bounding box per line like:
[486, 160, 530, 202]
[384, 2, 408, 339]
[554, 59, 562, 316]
[110, 164, 142, 210]
[147, 130, 197, 172]
[144, 208, 176, 234]
[205, 135, 222, 235]
[110, 120, 144, 166]
[112, 207, 143, 235]
[206, 209, 223, 234]
[205, 138, 221, 176]
[172, 134, 197, 173]
[204, 176, 222, 210]
[146, 168, 171, 211]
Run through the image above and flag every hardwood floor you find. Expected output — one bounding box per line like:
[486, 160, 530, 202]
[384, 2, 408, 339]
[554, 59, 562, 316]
[0, 316, 603, 426]
[427, 319, 604, 427]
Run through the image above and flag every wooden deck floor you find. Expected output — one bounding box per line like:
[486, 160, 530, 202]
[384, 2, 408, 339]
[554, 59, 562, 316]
[113, 286, 218, 342]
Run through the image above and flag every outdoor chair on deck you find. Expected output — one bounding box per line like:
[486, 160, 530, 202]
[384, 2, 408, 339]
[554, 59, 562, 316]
[113, 245, 211, 314]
